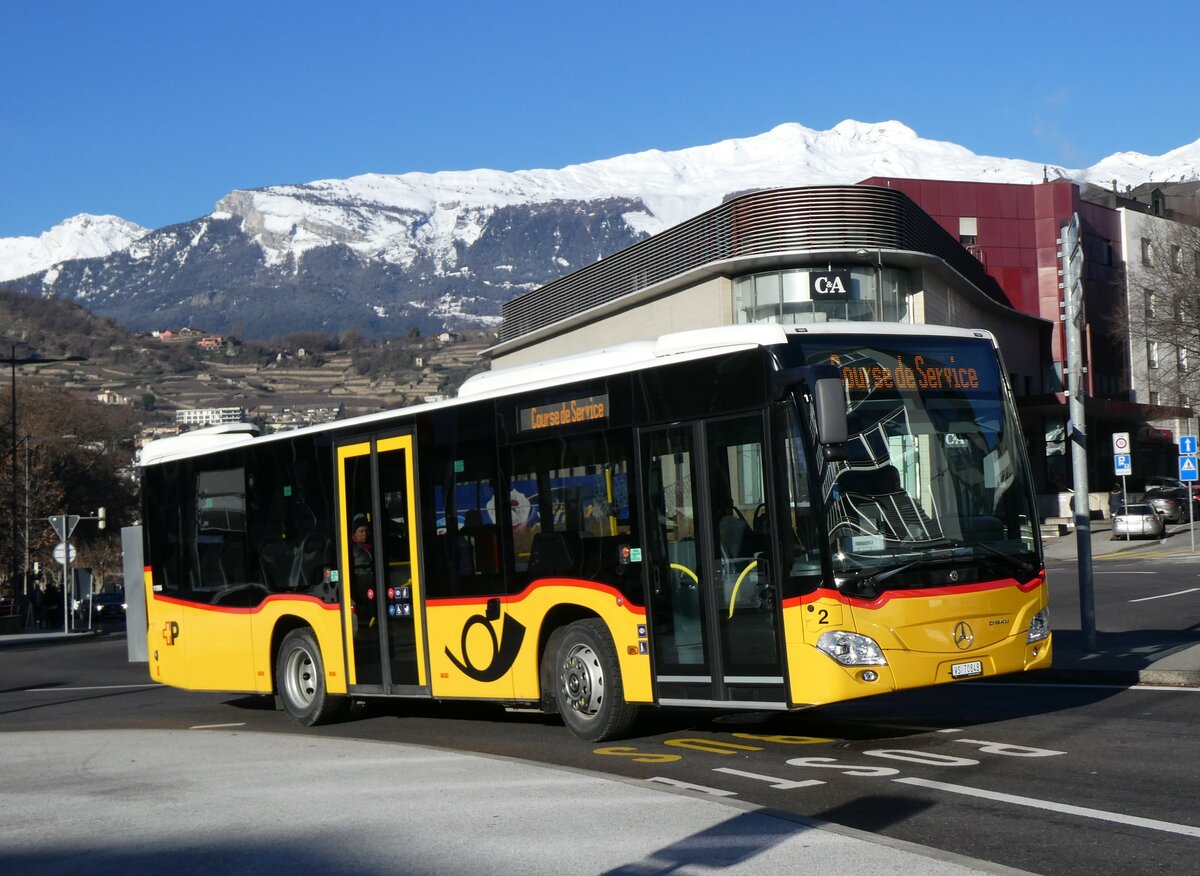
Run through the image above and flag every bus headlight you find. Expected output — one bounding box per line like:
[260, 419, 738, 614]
[1026, 607, 1050, 644]
[817, 630, 887, 666]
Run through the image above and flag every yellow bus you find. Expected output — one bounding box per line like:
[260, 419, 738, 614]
[136, 323, 1050, 741]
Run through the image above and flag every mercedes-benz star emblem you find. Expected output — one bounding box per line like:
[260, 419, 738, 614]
[953, 621, 975, 650]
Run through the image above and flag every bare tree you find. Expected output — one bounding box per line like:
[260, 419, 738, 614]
[0, 381, 139, 595]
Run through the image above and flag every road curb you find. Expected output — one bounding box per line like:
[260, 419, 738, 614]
[1024, 668, 1200, 688]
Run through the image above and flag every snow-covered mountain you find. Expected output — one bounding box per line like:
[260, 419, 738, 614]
[0, 214, 147, 283]
[3, 120, 1198, 338]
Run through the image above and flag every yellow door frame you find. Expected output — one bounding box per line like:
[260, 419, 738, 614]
[336, 435, 427, 688]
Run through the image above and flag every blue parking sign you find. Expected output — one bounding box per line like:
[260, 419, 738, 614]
[1114, 454, 1132, 476]
[1181, 455, 1199, 482]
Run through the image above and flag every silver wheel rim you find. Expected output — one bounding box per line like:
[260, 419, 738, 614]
[561, 641, 604, 720]
[283, 644, 317, 709]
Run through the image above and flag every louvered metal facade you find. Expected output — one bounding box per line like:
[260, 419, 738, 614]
[499, 185, 1009, 344]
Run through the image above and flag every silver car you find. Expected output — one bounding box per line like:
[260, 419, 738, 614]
[1112, 504, 1165, 540]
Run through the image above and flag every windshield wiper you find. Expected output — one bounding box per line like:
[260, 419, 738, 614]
[946, 540, 1039, 577]
[833, 556, 943, 598]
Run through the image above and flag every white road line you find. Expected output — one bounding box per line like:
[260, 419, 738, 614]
[25, 684, 160, 692]
[1093, 571, 1157, 575]
[895, 776, 1200, 838]
[189, 722, 247, 730]
[1129, 587, 1200, 603]
[713, 767, 824, 790]
[646, 776, 738, 797]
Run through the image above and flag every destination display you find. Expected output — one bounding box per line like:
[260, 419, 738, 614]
[834, 352, 984, 394]
[518, 393, 610, 432]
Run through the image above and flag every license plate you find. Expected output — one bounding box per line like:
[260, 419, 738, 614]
[951, 660, 983, 679]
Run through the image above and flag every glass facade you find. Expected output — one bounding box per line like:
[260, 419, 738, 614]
[733, 267, 911, 325]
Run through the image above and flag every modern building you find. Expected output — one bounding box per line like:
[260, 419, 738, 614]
[1118, 205, 1199, 450]
[175, 407, 245, 428]
[864, 177, 1196, 492]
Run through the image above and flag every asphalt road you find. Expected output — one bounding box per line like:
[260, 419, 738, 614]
[1046, 545, 1200, 633]
[3, 607, 1199, 875]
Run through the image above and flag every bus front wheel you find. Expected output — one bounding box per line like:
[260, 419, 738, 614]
[554, 619, 638, 742]
[275, 628, 349, 726]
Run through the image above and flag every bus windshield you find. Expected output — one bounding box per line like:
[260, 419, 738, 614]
[781, 333, 1040, 593]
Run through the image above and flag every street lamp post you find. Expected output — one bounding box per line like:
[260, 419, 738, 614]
[3, 345, 86, 596]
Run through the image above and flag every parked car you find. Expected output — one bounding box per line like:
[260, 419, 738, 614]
[91, 588, 127, 621]
[1112, 504, 1166, 540]
[1144, 476, 1186, 492]
[1143, 487, 1200, 523]
[1143, 489, 1186, 523]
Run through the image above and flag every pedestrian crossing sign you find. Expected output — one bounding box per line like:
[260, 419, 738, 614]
[1181, 455, 1199, 482]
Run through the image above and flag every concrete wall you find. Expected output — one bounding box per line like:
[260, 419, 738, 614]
[917, 267, 1044, 394]
[493, 276, 733, 368]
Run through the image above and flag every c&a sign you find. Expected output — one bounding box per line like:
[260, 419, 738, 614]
[811, 269, 853, 302]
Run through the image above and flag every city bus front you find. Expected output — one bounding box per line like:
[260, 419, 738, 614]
[772, 326, 1051, 705]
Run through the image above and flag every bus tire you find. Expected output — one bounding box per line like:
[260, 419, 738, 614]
[553, 619, 638, 742]
[275, 628, 349, 726]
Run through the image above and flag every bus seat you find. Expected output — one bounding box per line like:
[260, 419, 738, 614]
[293, 534, 332, 590]
[838, 465, 943, 542]
[259, 538, 293, 590]
[528, 531, 580, 579]
[220, 540, 246, 587]
[463, 511, 501, 576]
[717, 508, 754, 561]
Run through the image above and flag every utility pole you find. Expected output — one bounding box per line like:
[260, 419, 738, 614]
[3, 346, 86, 596]
[1061, 214, 1097, 651]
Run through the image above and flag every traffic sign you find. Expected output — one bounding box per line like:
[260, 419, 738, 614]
[52, 542, 77, 566]
[1112, 432, 1131, 454]
[1182, 436, 1198, 455]
[1114, 454, 1132, 477]
[1181, 455, 1199, 482]
[48, 514, 80, 541]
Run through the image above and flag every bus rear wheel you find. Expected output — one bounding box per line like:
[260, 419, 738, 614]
[554, 619, 638, 742]
[275, 628, 349, 726]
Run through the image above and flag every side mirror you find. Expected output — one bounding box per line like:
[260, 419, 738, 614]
[814, 375, 848, 445]
[812, 368, 848, 460]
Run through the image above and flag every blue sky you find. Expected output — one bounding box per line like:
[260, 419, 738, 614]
[2, 0, 1194, 238]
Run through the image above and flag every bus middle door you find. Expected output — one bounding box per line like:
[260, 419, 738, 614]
[640, 414, 786, 707]
[337, 434, 427, 694]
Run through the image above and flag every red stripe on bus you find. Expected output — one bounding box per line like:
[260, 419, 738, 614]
[150, 592, 341, 615]
[782, 573, 1046, 611]
[427, 577, 647, 615]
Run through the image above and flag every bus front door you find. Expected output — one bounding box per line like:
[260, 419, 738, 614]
[640, 414, 786, 707]
[337, 435, 427, 694]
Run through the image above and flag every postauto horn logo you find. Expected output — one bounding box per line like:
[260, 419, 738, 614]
[445, 598, 526, 682]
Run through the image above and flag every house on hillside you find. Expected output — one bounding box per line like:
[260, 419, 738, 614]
[97, 388, 131, 406]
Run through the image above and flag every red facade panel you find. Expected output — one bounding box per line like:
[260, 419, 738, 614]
[976, 185, 1001, 216]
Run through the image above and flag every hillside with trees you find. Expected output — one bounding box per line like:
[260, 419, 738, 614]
[0, 290, 494, 601]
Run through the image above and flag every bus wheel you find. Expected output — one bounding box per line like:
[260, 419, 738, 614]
[554, 619, 638, 742]
[275, 628, 349, 726]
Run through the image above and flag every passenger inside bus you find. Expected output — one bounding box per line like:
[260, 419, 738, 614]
[351, 514, 376, 627]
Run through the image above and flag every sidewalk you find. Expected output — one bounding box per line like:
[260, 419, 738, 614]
[0, 626, 100, 647]
[1, 728, 1030, 876]
[1040, 518, 1200, 688]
